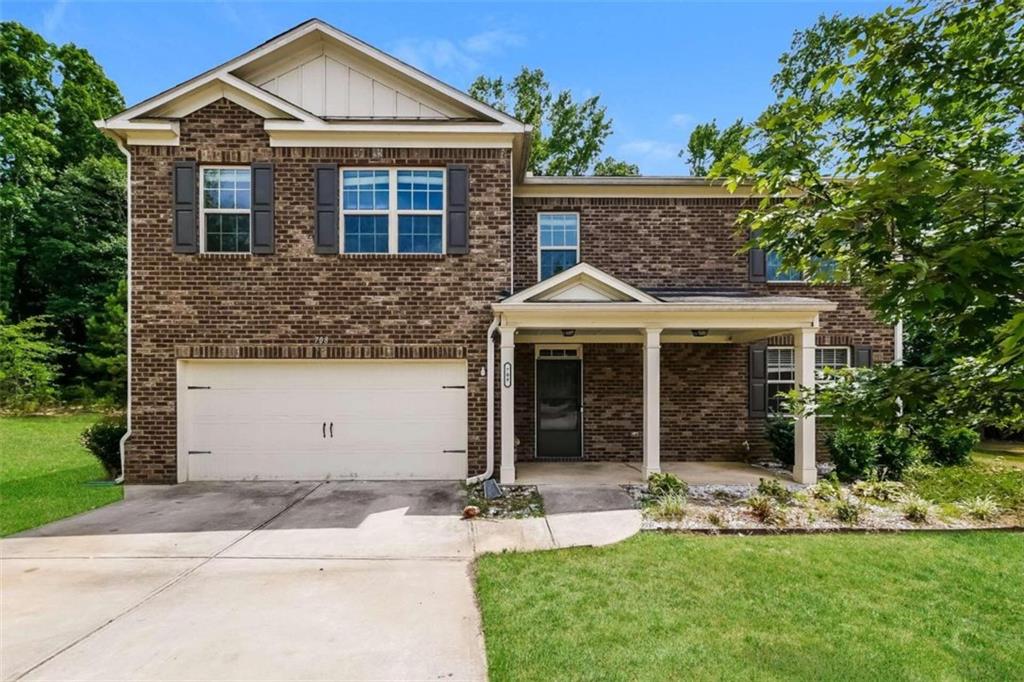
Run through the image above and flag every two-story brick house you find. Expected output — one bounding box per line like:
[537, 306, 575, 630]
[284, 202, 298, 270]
[97, 19, 895, 486]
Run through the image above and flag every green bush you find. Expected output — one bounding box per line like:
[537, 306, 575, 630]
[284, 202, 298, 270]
[648, 494, 688, 521]
[647, 472, 688, 498]
[900, 494, 934, 523]
[756, 477, 793, 504]
[0, 315, 62, 412]
[961, 496, 1000, 521]
[852, 479, 906, 502]
[922, 425, 979, 466]
[764, 418, 795, 466]
[746, 494, 787, 526]
[831, 494, 861, 524]
[874, 430, 922, 480]
[81, 416, 126, 479]
[827, 427, 877, 482]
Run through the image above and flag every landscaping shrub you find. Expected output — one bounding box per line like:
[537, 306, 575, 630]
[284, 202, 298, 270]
[809, 475, 843, 501]
[961, 496, 1000, 521]
[827, 427, 877, 481]
[80, 416, 126, 479]
[922, 425, 979, 467]
[852, 479, 906, 502]
[874, 429, 922, 480]
[756, 477, 793, 504]
[745, 494, 787, 526]
[900, 494, 934, 523]
[647, 472, 688, 498]
[649, 494, 688, 521]
[831, 494, 861, 525]
[764, 418, 795, 466]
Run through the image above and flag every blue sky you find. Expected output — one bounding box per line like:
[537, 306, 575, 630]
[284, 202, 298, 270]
[6, 0, 888, 174]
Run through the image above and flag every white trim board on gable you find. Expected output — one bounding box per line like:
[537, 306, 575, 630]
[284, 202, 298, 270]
[503, 263, 660, 304]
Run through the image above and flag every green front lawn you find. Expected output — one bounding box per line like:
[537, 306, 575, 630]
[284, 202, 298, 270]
[477, 532, 1024, 681]
[904, 455, 1024, 522]
[0, 414, 122, 536]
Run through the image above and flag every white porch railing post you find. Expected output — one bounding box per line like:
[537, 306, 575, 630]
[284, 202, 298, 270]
[642, 328, 662, 478]
[499, 326, 517, 484]
[793, 327, 817, 484]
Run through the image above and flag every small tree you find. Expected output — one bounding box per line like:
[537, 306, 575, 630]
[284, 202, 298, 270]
[0, 314, 61, 411]
[80, 279, 127, 407]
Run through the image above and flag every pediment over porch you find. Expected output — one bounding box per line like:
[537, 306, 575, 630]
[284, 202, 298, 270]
[501, 263, 660, 304]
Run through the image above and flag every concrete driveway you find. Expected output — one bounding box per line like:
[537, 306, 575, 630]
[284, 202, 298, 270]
[1, 482, 487, 681]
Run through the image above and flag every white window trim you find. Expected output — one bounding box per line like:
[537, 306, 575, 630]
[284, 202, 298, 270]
[537, 212, 580, 281]
[767, 345, 851, 414]
[200, 165, 252, 254]
[340, 167, 446, 255]
[535, 344, 583, 359]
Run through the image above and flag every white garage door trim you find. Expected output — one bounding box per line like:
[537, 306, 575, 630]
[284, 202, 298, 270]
[176, 359, 468, 482]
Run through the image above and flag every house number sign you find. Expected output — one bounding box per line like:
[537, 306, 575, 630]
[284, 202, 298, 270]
[503, 362, 512, 388]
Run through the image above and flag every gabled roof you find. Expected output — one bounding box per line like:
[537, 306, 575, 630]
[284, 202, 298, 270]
[501, 263, 660, 304]
[96, 18, 530, 151]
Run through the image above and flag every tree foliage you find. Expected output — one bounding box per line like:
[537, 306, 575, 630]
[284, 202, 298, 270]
[726, 0, 1024, 434]
[593, 156, 640, 176]
[469, 67, 633, 175]
[80, 279, 127, 407]
[0, 21, 126, 403]
[0, 314, 62, 412]
[682, 118, 747, 176]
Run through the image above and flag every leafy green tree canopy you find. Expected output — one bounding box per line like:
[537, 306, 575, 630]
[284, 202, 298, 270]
[682, 118, 747, 176]
[469, 67, 635, 175]
[726, 0, 1024, 431]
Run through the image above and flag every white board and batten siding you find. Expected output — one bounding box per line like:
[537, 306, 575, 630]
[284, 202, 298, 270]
[257, 53, 450, 120]
[177, 360, 468, 482]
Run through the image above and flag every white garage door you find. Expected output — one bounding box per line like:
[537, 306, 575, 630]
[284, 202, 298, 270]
[177, 360, 468, 481]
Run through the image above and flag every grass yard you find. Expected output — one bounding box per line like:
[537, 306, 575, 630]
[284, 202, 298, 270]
[0, 414, 122, 536]
[476, 532, 1024, 681]
[904, 454, 1024, 522]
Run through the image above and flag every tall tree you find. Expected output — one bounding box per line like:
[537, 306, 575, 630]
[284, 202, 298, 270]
[719, 0, 1024, 431]
[0, 22, 126, 400]
[682, 118, 747, 175]
[470, 67, 634, 175]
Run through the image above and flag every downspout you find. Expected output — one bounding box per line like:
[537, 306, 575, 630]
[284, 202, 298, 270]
[509, 146, 515, 295]
[893, 319, 904, 365]
[467, 316, 500, 484]
[114, 136, 132, 485]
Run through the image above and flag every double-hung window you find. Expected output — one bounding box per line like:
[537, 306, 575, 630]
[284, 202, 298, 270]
[538, 213, 579, 280]
[201, 167, 251, 253]
[766, 251, 839, 283]
[341, 168, 445, 254]
[766, 346, 851, 413]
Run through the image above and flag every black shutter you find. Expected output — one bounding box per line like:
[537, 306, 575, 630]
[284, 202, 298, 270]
[173, 161, 198, 253]
[251, 162, 274, 254]
[748, 229, 766, 282]
[446, 164, 469, 254]
[853, 346, 873, 367]
[749, 343, 768, 418]
[313, 164, 339, 254]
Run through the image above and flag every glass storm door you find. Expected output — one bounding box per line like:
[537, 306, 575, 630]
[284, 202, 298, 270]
[536, 358, 582, 458]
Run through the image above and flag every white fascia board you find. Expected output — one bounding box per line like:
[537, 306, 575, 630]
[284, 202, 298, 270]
[494, 305, 828, 331]
[267, 130, 517, 148]
[263, 119, 523, 134]
[502, 262, 660, 304]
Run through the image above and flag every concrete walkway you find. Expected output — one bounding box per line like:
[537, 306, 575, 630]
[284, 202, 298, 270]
[2, 481, 640, 681]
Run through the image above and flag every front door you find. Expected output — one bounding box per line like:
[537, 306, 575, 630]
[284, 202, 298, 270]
[536, 358, 582, 458]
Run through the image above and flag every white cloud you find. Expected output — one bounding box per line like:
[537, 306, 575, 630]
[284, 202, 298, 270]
[618, 139, 680, 161]
[391, 28, 525, 75]
[670, 113, 695, 129]
[42, 0, 69, 35]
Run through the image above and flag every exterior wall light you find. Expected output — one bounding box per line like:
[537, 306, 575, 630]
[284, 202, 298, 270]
[561, 329, 576, 337]
[691, 329, 709, 337]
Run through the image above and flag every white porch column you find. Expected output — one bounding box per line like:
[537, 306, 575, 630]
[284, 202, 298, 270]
[793, 327, 817, 484]
[499, 326, 517, 484]
[642, 328, 662, 478]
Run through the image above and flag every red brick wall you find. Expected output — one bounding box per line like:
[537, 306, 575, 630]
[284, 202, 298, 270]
[510, 196, 895, 465]
[127, 99, 511, 482]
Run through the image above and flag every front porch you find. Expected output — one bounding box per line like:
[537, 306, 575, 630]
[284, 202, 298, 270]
[492, 263, 838, 486]
[516, 460, 790, 487]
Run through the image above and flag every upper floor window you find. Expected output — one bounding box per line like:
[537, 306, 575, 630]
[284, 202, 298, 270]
[341, 168, 444, 254]
[538, 213, 579, 280]
[201, 167, 251, 253]
[766, 251, 839, 283]
[767, 346, 850, 413]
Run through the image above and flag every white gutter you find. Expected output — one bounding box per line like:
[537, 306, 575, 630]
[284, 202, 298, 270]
[509, 147, 515, 295]
[114, 137, 131, 485]
[466, 317, 500, 485]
